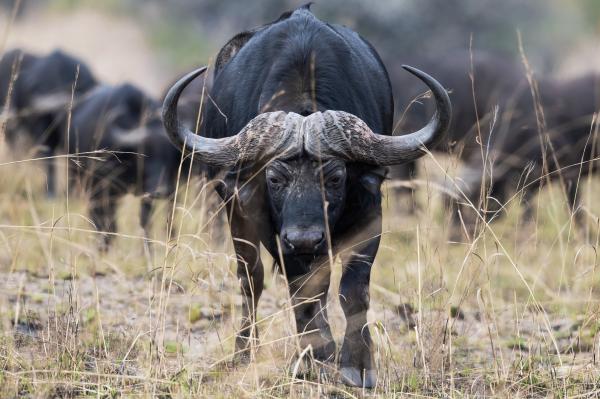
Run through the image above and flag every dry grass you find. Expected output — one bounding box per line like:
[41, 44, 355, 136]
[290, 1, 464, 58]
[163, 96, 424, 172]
[2, 138, 600, 398]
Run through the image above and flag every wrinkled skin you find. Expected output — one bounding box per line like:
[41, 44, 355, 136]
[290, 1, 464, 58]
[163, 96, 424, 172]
[266, 158, 346, 255]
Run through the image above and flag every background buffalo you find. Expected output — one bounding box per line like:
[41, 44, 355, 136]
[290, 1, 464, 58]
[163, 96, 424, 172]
[66, 83, 183, 248]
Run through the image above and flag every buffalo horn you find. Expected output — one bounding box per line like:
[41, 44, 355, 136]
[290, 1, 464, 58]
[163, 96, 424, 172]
[304, 65, 451, 165]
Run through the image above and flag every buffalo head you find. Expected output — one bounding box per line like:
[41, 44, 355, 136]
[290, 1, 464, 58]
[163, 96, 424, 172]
[163, 66, 451, 257]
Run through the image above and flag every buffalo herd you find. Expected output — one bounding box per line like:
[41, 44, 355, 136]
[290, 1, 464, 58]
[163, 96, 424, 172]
[1, 4, 599, 389]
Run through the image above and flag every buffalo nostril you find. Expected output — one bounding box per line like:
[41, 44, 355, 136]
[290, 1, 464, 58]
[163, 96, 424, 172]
[313, 232, 325, 249]
[282, 233, 295, 250]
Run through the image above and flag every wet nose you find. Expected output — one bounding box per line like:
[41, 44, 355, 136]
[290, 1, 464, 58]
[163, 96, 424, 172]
[282, 228, 325, 252]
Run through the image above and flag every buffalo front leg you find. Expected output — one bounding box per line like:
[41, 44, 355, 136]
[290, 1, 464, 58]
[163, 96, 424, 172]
[230, 217, 264, 359]
[338, 218, 381, 388]
[287, 259, 336, 363]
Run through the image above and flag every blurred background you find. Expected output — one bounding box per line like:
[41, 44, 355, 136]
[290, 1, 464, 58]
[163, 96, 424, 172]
[1, 0, 599, 99]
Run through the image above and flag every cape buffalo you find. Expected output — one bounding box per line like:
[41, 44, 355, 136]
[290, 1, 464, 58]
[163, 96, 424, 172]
[0, 49, 98, 197]
[162, 5, 451, 387]
[68, 83, 182, 248]
[451, 72, 600, 234]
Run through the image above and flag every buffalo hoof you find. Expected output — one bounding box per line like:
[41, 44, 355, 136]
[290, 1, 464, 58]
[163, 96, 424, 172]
[97, 238, 110, 253]
[311, 339, 336, 363]
[293, 362, 333, 383]
[340, 367, 377, 388]
[234, 333, 258, 364]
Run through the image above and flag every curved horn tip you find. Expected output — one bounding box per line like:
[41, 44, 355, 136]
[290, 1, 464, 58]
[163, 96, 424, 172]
[161, 66, 208, 150]
[162, 66, 208, 116]
[401, 63, 452, 123]
[401, 64, 423, 78]
[401, 65, 443, 88]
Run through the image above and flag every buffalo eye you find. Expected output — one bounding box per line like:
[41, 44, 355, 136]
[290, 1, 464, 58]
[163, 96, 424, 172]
[269, 176, 282, 186]
[325, 171, 345, 188]
[266, 170, 288, 191]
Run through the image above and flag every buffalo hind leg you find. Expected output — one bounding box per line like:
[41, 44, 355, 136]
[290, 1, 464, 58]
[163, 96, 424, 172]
[287, 260, 336, 364]
[230, 216, 264, 360]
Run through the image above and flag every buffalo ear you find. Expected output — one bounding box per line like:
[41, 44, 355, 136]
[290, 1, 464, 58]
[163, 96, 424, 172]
[359, 167, 388, 195]
[214, 8, 298, 74]
[215, 31, 255, 73]
[237, 180, 261, 209]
